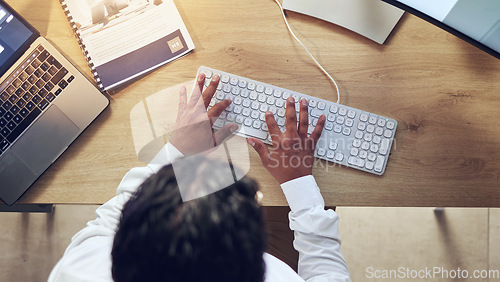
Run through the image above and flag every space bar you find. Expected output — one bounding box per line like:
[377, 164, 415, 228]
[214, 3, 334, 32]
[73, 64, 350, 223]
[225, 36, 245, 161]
[237, 126, 268, 140]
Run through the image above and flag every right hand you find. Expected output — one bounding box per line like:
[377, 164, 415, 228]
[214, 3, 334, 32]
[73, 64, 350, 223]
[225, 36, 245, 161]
[247, 97, 325, 184]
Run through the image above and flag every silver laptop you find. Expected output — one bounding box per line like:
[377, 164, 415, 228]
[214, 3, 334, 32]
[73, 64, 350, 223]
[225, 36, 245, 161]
[0, 1, 109, 205]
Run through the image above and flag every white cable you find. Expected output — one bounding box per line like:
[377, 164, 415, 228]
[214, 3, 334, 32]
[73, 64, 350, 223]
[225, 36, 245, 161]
[273, 0, 341, 104]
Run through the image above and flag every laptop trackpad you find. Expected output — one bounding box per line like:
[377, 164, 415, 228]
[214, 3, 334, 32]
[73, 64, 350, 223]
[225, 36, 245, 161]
[12, 106, 80, 175]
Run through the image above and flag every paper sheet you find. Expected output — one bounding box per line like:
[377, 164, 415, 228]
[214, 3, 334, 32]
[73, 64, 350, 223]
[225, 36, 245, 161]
[283, 0, 404, 44]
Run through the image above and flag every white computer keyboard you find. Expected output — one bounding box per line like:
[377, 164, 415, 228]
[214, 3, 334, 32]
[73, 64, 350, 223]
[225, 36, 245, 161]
[197, 66, 397, 175]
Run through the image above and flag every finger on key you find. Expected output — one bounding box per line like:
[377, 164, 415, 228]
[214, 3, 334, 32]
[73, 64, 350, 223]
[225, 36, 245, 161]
[298, 98, 308, 138]
[207, 99, 232, 124]
[285, 97, 297, 133]
[196, 73, 205, 95]
[188, 79, 203, 110]
[265, 111, 281, 145]
[202, 74, 220, 108]
[214, 123, 238, 146]
[309, 115, 326, 145]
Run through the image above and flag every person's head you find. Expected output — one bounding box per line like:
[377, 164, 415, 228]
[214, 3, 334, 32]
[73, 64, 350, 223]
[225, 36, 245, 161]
[112, 158, 266, 282]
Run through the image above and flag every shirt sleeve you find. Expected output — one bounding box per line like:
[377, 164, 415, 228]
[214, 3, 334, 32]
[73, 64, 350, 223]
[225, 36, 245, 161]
[280, 175, 351, 282]
[48, 143, 184, 282]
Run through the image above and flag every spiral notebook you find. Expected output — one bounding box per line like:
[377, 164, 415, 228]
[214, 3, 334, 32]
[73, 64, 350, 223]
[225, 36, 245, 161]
[59, 0, 195, 91]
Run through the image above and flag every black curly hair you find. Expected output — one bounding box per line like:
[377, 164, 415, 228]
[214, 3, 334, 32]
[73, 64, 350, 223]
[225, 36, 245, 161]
[112, 157, 266, 282]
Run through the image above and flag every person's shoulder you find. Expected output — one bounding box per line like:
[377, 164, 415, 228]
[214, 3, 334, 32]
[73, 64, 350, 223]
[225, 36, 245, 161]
[48, 237, 114, 282]
[263, 253, 305, 282]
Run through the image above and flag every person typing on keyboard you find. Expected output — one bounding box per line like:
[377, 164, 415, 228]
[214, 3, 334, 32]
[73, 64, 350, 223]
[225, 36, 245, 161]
[49, 73, 351, 282]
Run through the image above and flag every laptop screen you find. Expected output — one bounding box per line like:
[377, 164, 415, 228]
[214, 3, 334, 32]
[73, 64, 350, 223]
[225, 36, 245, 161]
[0, 2, 38, 76]
[383, 0, 500, 59]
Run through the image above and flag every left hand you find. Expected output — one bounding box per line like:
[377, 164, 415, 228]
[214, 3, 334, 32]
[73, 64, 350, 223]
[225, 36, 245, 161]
[248, 97, 325, 184]
[170, 73, 237, 156]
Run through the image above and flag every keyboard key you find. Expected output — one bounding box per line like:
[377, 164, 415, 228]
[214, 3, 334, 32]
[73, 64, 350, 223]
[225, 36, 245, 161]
[38, 99, 49, 111]
[46, 93, 56, 102]
[342, 127, 351, 136]
[335, 153, 344, 162]
[309, 99, 317, 108]
[6, 86, 15, 95]
[380, 139, 390, 155]
[1, 128, 10, 137]
[324, 122, 333, 131]
[368, 116, 377, 124]
[383, 129, 393, 138]
[374, 156, 385, 172]
[28, 75, 36, 84]
[0, 139, 9, 152]
[19, 72, 29, 82]
[32, 95, 42, 105]
[7, 121, 16, 130]
[230, 77, 238, 86]
[29, 86, 38, 95]
[26, 101, 35, 111]
[347, 110, 356, 118]
[42, 72, 51, 82]
[365, 161, 374, 170]
[20, 109, 29, 117]
[13, 79, 22, 88]
[33, 69, 42, 78]
[21, 81, 31, 91]
[231, 86, 240, 95]
[368, 153, 376, 162]
[47, 56, 62, 69]
[40, 62, 49, 72]
[311, 109, 323, 118]
[38, 50, 50, 62]
[8, 94, 18, 104]
[16, 99, 26, 108]
[45, 82, 55, 91]
[333, 124, 342, 133]
[48, 66, 58, 76]
[339, 108, 347, 116]
[386, 121, 395, 130]
[327, 150, 335, 159]
[239, 125, 267, 140]
[247, 82, 255, 90]
[1, 92, 9, 102]
[32, 59, 42, 69]
[328, 104, 338, 113]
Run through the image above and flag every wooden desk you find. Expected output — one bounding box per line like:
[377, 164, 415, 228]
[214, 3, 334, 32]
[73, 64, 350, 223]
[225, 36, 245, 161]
[9, 0, 500, 207]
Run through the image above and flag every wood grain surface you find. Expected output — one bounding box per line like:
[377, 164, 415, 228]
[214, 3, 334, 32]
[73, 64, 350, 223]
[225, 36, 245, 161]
[7, 0, 500, 206]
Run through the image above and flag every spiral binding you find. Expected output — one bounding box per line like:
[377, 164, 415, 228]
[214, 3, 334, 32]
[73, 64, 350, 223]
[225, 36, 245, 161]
[59, 0, 105, 91]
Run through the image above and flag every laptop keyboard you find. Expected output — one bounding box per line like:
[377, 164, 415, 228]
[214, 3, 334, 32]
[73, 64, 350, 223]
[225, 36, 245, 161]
[0, 45, 75, 155]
